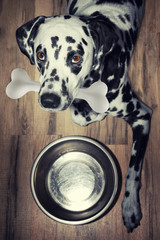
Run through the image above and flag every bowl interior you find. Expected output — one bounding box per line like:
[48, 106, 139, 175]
[31, 137, 119, 224]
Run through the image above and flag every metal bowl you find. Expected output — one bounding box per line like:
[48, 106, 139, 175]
[31, 136, 119, 225]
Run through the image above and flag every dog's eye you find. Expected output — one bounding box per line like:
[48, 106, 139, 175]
[72, 55, 81, 63]
[37, 51, 45, 61]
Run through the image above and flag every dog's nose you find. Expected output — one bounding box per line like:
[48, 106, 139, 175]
[40, 93, 61, 108]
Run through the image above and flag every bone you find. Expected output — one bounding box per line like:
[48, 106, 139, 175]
[6, 68, 40, 99]
[6, 68, 109, 113]
[76, 81, 109, 113]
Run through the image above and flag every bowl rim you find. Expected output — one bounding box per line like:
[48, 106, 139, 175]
[30, 135, 119, 225]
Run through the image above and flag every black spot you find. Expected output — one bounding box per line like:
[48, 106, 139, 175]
[64, 15, 71, 19]
[46, 61, 49, 70]
[61, 80, 67, 96]
[72, 100, 93, 120]
[135, 177, 140, 181]
[118, 15, 126, 24]
[125, 191, 130, 197]
[77, 44, 84, 56]
[86, 116, 91, 122]
[128, 125, 149, 171]
[66, 36, 76, 43]
[72, 66, 82, 75]
[67, 46, 72, 52]
[136, 101, 141, 109]
[127, 102, 134, 113]
[127, 175, 130, 179]
[82, 26, 89, 37]
[55, 75, 59, 81]
[41, 66, 45, 75]
[41, 81, 46, 89]
[83, 80, 91, 88]
[142, 113, 151, 121]
[74, 110, 78, 115]
[126, 111, 140, 126]
[54, 45, 62, 60]
[110, 107, 117, 112]
[90, 11, 101, 17]
[54, 49, 59, 60]
[69, 0, 78, 14]
[107, 90, 119, 103]
[82, 38, 88, 45]
[117, 110, 124, 118]
[48, 84, 53, 89]
[122, 83, 132, 102]
[51, 36, 59, 48]
[51, 69, 57, 77]
[125, 14, 131, 22]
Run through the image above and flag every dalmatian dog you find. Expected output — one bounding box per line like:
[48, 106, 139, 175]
[16, 0, 152, 232]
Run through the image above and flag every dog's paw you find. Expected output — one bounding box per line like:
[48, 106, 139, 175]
[122, 194, 142, 233]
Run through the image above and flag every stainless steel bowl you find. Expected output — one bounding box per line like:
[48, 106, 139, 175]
[31, 136, 119, 225]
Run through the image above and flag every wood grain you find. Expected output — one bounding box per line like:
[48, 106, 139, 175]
[0, 0, 160, 239]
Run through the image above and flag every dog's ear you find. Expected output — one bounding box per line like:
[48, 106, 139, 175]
[16, 16, 46, 65]
[88, 16, 118, 54]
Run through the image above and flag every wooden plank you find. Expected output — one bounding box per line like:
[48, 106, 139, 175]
[0, 0, 36, 135]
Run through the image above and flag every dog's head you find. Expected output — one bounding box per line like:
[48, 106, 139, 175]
[16, 14, 118, 112]
[16, 15, 95, 112]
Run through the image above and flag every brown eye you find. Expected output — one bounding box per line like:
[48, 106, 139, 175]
[72, 55, 81, 63]
[37, 51, 45, 61]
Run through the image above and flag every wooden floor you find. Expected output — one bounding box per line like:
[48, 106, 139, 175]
[0, 0, 160, 239]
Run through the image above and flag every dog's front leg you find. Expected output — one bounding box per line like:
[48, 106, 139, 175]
[120, 83, 152, 232]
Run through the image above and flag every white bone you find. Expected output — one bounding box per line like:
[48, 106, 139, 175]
[6, 68, 40, 99]
[6, 68, 109, 113]
[76, 81, 109, 113]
